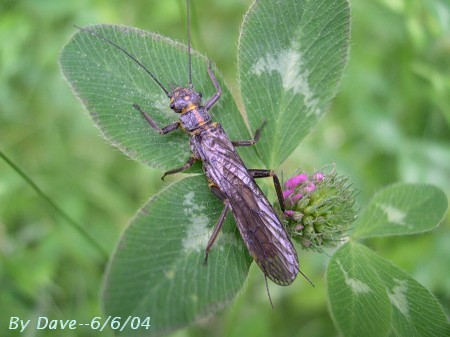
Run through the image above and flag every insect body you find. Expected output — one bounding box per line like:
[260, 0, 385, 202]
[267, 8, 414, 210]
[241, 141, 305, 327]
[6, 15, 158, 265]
[134, 69, 300, 286]
[76, 1, 300, 287]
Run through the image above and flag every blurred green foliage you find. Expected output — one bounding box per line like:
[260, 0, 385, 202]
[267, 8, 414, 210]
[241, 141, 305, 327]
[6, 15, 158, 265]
[0, 0, 448, 336]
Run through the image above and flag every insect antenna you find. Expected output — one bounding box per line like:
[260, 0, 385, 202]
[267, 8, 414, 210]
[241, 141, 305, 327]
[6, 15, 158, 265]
[168, 81, 177, 92]
[74, 25, 170, 96]
[186, 0, 193, 89]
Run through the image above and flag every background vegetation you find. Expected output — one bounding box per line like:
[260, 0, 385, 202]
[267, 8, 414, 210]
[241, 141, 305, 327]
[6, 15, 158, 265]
[1, 0, 448, 336]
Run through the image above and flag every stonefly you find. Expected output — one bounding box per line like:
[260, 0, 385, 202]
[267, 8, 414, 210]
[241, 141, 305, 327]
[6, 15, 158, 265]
[75, 0, 310, 303]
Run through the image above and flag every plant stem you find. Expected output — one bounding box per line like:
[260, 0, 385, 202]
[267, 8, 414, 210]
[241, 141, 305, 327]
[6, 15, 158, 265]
[0, 149, 109, 260]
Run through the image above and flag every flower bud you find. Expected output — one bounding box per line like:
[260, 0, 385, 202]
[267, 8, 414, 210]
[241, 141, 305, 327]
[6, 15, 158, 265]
[281, 168, 358, 251]
[285, 173, 308, 189]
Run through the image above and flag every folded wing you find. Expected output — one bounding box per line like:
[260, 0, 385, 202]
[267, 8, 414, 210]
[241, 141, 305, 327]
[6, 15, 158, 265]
[195, 126, 299, 285]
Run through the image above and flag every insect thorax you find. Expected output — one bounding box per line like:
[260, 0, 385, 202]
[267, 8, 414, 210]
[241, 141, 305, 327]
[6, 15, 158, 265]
[179, 107, 212, 132]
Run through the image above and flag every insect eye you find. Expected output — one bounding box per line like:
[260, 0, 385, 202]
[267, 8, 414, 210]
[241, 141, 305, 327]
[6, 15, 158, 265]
[198, 92, 202, 98]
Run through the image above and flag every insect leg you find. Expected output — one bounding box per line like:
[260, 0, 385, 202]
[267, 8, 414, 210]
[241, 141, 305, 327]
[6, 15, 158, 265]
[204, 64, 222, 111]
[232, 120, 267, 147]
[204, 185, 230, 265]
[161, 156, 197, 181]
[249, 169, 286, 212]
[133, 103, 180, 134]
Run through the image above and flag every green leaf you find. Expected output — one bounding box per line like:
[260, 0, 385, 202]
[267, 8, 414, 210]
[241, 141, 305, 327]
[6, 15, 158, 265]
[102, 175, 252, 336]
[238, 0, 350, 168]
[352, 183, 448, 240]
[327, 242, 392, 337]
[60, 24, 260, 171]
[327, 242, 450, 337]
[367, 245, 450, 337]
